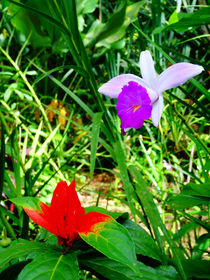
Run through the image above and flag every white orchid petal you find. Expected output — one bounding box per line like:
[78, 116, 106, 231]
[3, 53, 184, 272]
[151, 95, 164, 127]
[98, 74, 149, 98]
[156, 62, 204, 94]
[139, 50, 157, 88]
[146, 88, 159, 103]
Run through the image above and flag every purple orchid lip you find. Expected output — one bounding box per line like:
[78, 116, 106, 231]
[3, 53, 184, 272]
[116, 81, 152, 132]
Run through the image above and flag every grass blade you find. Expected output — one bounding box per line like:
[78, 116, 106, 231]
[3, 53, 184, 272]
[90, 112, 103, 177]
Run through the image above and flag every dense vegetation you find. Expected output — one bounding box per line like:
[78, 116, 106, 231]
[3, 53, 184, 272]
[0, 0, 209, 279]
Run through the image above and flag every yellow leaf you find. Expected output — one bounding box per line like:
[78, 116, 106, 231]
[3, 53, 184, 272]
[46, 99, 58, 122]
[58, 103, 68, 130]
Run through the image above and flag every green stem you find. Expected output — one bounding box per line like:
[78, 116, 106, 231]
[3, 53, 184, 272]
[0, 207, 16, 240]
[0, 122, 5, 201]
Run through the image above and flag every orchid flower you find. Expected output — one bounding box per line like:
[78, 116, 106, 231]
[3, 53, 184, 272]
[98, 50, 204, 134]
[24, 180, 113, 247]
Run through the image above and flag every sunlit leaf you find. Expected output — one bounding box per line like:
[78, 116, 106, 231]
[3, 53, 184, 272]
[79, 220, 141, 275]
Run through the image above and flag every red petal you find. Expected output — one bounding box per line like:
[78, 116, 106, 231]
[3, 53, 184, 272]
[66, 180, 85, 228]
[50, 181, 69, 238]
[64, 180, 85, 243]
[78, 212, 113, 235]
[24, 202, 57, 235]
[50, 180, 85, 239]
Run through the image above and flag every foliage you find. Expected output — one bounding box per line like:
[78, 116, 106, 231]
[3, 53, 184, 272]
[0, 0, 209, 279]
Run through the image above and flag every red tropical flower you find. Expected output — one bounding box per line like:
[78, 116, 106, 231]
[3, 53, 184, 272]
[24, 180, 113, 246]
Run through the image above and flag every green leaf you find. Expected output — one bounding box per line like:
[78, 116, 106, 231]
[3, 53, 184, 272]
[79, 220, 141, 276]
[123, 219, 161, 261]
[0, 239, 49, 269]
[182, 259, 210, 279]
[85, 1, 142, 49]
[80, 255, 179, 280]
[128, 165, 166, 260]
[85, 0, 127, 47]
[168, 10, 179, 25]
[126, 1, 143, 23]
[0, 122, 5, 201]
[85, 206, 129, 220]
[203, 159, 210, 182]
[17, 251, 79, 280]
[165, 7, 210, 33]
[167, 182, 210, 209]
[173, 223, 198, 241]
[10, 197, 41, 210]
[77, 0, 98, 14]
[168, 195, 210, 209]
[192, 233, 210, 260]
[0, 261, 30, 280]
[183, 182, 210, 198]
[128, 165, 187, 280]
[113, 141, 136, 218]
[9, 1, 51, 48]
[90, 112, 103, 177]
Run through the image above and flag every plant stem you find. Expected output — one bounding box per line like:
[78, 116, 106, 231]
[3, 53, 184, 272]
[0, 208, 16, 240]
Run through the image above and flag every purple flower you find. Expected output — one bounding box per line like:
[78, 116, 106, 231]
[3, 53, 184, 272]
[98, 50, 204, 133]
[116, 81, 152, 134]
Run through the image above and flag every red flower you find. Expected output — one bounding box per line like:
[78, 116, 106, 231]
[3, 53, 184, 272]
[24, 180, 113, 246]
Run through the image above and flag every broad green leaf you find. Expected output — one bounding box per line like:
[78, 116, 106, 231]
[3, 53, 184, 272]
[6, 0, 71, 53]
[126, 1, 143, 23]
[76, 0, 98, 14]
[85, 206, 129, 220]
[153, 7, 210, 34]
[168, 10, 179, 25]
[167, 182, 210, 209]
[90, 112, 103, 177]
[80, 255, 179, 280]
[85, 0, 142, 49]
[168, 195, 210, 209]
[123, 219, 161, 261]
[85, 0, 127, 47]
[0, 261, 29, 280]
[10, 197, 41, 211]
[183, 182, 210, 197]
[9, 1, 51, 48]
[96, 1, 143, 48]
[192, 233, 210, 260]
[182, 259, 210, 279]
[17, 251, 79, 280]
[79, 220, 140, 276]
[166, 7, 210, 33]
[0, 239, 49, 268]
